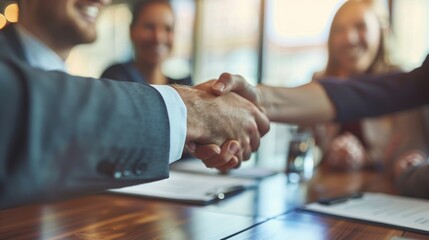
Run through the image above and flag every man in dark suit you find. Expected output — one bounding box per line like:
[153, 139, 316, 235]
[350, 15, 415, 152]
[0, 0, 270, 209]
[210, 55, 429, 198]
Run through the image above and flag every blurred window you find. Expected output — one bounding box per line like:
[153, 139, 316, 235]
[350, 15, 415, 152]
[193, 0, 262, 85]
[391, 0, 429, 70]
[258, 0, 345, 170]
[262, 0, 345, 87]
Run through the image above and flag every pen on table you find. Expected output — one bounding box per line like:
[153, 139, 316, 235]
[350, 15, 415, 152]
[206, 185, 246, 200]
[318, 192, 364, 206]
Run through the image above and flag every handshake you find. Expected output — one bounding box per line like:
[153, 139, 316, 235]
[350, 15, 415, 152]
[173, 73, 269, 172]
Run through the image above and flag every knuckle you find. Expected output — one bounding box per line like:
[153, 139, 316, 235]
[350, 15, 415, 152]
[246, 121, 258, 134]
[220, 72, 233, 81]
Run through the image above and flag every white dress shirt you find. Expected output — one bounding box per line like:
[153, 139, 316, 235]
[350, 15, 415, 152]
[15, 25, 186, 163]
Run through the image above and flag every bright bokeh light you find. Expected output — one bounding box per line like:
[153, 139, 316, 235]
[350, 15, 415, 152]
[5, 3, 19, 23]
[0, 14, 6, 30]
[267, 0, 345, 46]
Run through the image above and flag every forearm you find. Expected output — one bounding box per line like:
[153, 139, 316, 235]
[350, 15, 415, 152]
[258, 82, 336, 125]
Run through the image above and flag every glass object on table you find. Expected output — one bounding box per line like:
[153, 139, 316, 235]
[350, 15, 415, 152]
[285, 126, 315, 183]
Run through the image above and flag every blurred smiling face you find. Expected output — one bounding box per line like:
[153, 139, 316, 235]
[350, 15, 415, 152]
[35, 0, 109, 45]
[131, 3, 174, 65]
[329, 2, 381, 75]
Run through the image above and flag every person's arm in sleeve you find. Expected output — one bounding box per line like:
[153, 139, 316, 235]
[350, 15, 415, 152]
[0, 58, 171, 209]
[320, 55, 429, 122]
[210, 55, 429, 125]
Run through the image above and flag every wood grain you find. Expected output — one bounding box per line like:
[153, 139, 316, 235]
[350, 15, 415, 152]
[1, 167, 427, 239]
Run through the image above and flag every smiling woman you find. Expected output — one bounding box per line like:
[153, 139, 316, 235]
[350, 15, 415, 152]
[101, 0, 192, 87]
[310, 0, 428, 172]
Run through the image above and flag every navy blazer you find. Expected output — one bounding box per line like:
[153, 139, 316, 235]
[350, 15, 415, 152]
[101, 61, 193, 86]
[320, 54, 429, 122]
[0, 25, 171, 209]
[1, 25, 27, 61]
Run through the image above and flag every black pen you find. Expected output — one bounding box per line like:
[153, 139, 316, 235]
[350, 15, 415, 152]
[318, 192, 364, 206]
[206, 185, 246, 200]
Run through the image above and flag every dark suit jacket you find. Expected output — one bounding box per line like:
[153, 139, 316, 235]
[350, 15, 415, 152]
[0, 25, 171, 209]
[320, 54, 429, 199]
[101, 62, 193, 86]
[320, 54, 429, 123]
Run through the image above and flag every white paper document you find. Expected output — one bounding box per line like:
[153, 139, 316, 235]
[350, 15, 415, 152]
[109, 171, 256, 205]
[302, 192, 429, 233]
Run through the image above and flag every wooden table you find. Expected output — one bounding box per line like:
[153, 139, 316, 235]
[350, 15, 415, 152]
[1, 168, 428, 240]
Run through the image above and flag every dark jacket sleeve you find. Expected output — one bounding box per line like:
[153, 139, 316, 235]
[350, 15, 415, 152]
[319, 55, 429, 123]
[0, 57, 171, 209]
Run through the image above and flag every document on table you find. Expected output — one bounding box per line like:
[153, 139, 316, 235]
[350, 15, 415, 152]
[302, 192, 429, 234]
[109, 171, 256, 205]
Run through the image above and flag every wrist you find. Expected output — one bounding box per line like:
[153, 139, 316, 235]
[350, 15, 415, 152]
[171, 85, 204, 143]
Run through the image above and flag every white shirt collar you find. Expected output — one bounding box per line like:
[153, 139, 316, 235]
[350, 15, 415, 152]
[15, 24, 67, 72]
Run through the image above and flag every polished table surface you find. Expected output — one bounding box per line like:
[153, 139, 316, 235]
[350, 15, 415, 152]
[1, 167, 429, 240]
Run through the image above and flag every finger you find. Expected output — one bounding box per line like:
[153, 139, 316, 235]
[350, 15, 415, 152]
[200, 141, 240, 168]
[248, 123, 261, 152]
[253, 106, 270, 136]
[194, 79, 216, 91]
[189, 143, 221, 161]
[185, 142, 196, 153]
[213, 73, 258, 103]
[216, 140, 241, 166]
[241, 139, 253, 161]
[233, 157, 242, 169]
[216, 157, 239, 173]
[243, 150, 252, 161]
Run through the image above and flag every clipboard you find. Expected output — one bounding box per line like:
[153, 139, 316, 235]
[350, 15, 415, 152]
[300, 192, 429, 234]
[109, 171, 256, 205]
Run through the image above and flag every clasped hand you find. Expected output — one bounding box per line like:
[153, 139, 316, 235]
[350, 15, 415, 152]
[174, 73, 267, 172]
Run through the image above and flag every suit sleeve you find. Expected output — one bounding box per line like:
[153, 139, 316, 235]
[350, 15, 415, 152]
[0, 57, 171, 209]
[319, 55, 429, 123]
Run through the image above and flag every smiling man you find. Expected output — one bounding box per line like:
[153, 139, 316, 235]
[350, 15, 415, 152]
[15, 0, 106, 66]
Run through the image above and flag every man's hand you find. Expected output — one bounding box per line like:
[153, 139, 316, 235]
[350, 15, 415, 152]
[186, 141, 242, 173]
[172, 83, 269, 171]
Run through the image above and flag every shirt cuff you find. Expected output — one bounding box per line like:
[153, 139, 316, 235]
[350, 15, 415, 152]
[151, 85, 187, 164]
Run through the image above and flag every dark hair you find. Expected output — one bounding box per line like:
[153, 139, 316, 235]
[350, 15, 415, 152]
[130, 0, 173, 27]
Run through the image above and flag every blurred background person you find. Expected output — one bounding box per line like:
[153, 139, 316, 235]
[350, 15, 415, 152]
[101, 0, 192, 86]
[310, 0, 428, 172]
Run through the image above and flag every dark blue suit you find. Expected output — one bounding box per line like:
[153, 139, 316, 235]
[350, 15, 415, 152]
[0, 25, 171, 209]
[320, 54, 429, 122]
